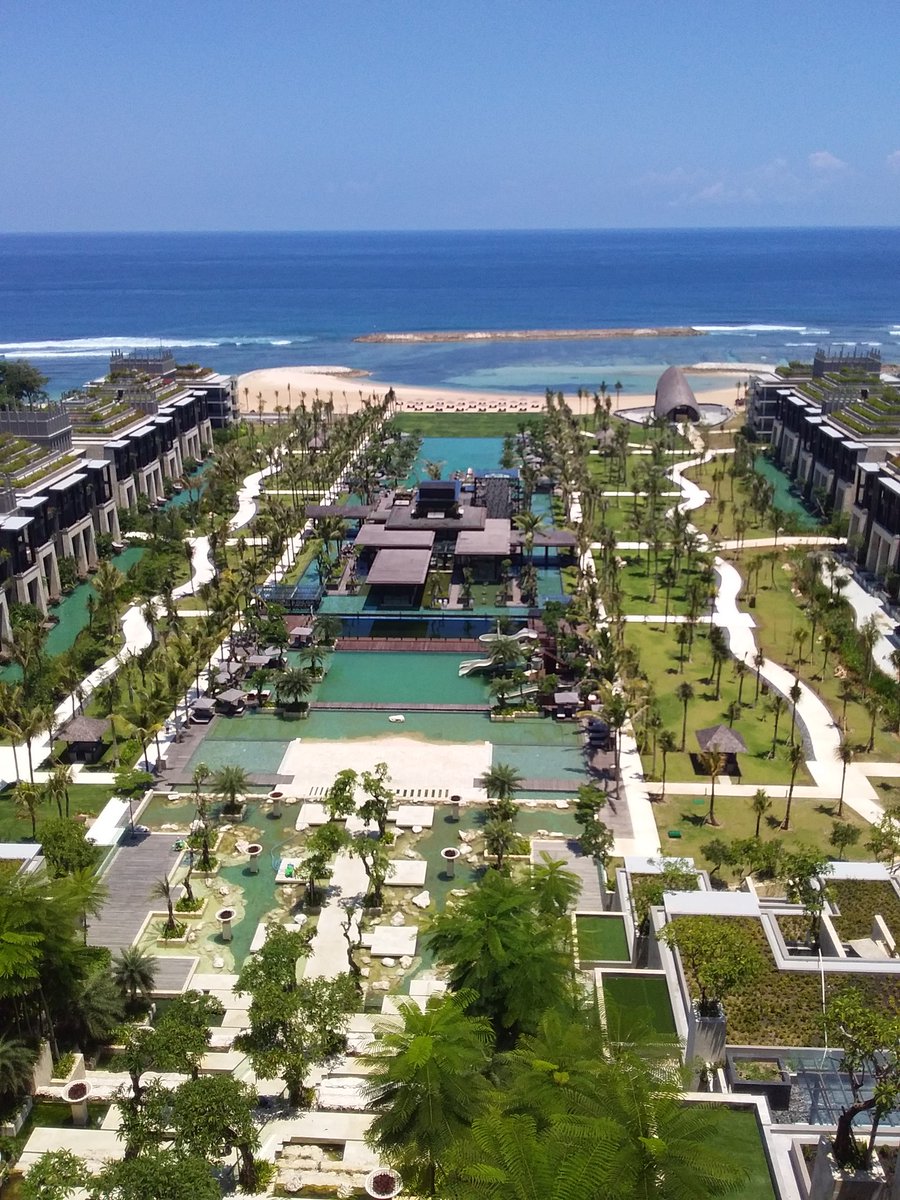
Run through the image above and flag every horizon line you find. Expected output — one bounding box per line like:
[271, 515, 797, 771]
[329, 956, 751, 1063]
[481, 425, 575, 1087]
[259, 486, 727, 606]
[3, 224, 900, 237]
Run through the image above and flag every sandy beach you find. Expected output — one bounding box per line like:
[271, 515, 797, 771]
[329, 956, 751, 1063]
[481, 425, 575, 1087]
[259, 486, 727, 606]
[236, 364, 752, 418]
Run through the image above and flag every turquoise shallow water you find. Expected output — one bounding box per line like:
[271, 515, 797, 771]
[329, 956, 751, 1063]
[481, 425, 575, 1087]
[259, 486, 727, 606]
[313, 651, 489, 705]
[753, 456, 821, 529]
[408, 436, 505, 480]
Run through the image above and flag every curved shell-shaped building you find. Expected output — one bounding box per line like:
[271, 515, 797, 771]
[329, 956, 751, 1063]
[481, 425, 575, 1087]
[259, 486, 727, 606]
[654, 366, 700, 422]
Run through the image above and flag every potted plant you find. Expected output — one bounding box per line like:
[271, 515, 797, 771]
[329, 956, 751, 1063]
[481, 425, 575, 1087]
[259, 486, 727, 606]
[660, 915, 762, 1066]
[726, 1051, 792, 1109]
[63, 1078, 92, 1127]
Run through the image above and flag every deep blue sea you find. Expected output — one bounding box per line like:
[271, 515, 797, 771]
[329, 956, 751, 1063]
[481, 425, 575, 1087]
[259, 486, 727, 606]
[0, 229, 898, 398]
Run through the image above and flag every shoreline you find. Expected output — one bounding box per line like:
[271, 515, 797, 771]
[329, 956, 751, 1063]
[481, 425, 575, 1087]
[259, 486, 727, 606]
[236, 364, 745, 418]
[355, 325, 705, 344]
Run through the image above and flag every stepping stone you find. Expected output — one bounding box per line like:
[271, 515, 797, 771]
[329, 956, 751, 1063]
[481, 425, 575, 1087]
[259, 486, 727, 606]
[394, 804, 435, 829]
[370, 925, 418, 958]
[386, 859, 427, 887]
[412, 890, 430, 909]
[296, 802, 329, 829]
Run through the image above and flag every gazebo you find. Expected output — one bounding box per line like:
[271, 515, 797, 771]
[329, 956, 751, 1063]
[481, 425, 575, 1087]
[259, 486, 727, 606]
[58, 716, 110, 764]
[695, 724, 748, 775]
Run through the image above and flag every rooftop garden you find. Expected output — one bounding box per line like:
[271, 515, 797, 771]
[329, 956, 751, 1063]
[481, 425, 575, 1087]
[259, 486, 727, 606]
[829, 879, 900, 944]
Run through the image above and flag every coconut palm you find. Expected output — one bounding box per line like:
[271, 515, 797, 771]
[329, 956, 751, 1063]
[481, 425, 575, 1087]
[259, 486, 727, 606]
[699, 749, 727, 827]
[481, 762, 523, 803]
[782, 742, 805, 831]
[274, 665, 314, 710]
[211, 764, 250, 816]
[112, 945, 157, 1005]
[750, 788, 771, 838]
[483, 818, 519, 872]
[57, 867, 108, 944]
[675, 681, 694, 751]
[530, 852, 580, 917]
[71, 967, 124, 1043]
[835, 743, 854, 817]
[659, 730, 677, 795]
[363, 991, 493, 1197]
[14, 781, 42, 839]
[152, 877, 177, 935]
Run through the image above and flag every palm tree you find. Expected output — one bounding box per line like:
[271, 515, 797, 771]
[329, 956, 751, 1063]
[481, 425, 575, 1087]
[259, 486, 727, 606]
[211, 764, 250, 817]
[782, 742, 805, 831]
[483, 818, 519, 871]
[0, 1034, 37, 1103]
[835, 743, 854, 817]
[788, 680, 803, 744]
[152, 877, 178, 935]
[481, 762, 523, 803]
[274, 665, 314, 710]
[659, 730, 677, 795]
[676, 681, 694, 751]
[750, 788, 771, 838]
[769, 694, 785, 757]
[864, 694, 884, 753]
[363, 991, 493, 1197]
[58, 867, 109, 944]
[699, 749, 726, 827]
[112, 945, 157, 1005]
[14, 781, 42, 839]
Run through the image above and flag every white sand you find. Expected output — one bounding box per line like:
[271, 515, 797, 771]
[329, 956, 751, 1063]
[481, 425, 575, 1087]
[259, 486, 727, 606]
[236, 364, 744, 418]
[278, 735, 491, 801]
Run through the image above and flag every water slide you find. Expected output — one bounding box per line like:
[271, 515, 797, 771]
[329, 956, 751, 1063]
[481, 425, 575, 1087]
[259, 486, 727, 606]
[477, 627, 539, 645]
[458, 658, 495, 676]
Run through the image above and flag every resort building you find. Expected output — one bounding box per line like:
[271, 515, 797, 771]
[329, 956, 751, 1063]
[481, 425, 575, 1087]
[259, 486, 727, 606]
[654, 366, 700, 423]
[748, 350, 900, 580]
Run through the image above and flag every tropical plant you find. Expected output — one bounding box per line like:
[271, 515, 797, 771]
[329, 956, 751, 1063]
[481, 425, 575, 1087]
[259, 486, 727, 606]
[828, 988, 900, 1168]
[112, 945, 157, 1005]
[530, 852, 580, 917]
[0, 1032, 37, 1102]
[364, 991, 494, 1196]
[481, 762, 523, 804]
[750, 788, 771, 838]
[210, 763, 250, 815]
[660, 915, 763, 1018]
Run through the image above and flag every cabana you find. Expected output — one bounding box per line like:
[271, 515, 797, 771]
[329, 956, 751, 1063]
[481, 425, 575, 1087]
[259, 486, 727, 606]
[58, 716, 110, 764]
[214, 688, 246, 716]
[190, 698, 216, 725]
[695, 724, 748, 775]
[366, 548, 431, 607]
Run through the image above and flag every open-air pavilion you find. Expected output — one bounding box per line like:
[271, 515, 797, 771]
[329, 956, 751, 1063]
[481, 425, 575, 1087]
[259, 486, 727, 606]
[366, 548, 432, 607]
[695, 724, 748, 776]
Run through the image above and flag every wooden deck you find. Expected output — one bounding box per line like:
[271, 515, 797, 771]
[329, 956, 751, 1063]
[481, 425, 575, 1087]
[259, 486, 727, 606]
[89, 832, 185, 954]
[532, 839, 607, 912]
[310, 701, 490, 712]
[335, 637, 483, 652]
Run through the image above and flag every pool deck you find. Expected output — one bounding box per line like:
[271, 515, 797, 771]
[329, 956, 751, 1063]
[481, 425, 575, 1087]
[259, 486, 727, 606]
[532, 838, 606, 911]
[335, 637, 485, 652]
[311, 701, 490, 712]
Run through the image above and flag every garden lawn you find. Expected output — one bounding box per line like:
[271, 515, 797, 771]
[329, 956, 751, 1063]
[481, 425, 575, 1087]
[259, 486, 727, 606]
[600, 549, 716, 617]
[736, 549, 900, 762]
[829, 879, 900, 943]
[651, 791, 870, 879]
[672, 916, 900, 1046]
[625, 622, 812, 787]
[700, 1106, 776, 1200]
[0, 782, 118, 844]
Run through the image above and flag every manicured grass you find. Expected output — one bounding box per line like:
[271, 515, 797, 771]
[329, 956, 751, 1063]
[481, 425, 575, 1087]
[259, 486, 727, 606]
[587, 448, 693, 492]
[701, 1106, 776, 1200]
[867, 776, 900, 810]
[599, 550, 715, 617]
[625, 622, 812, 787]
[652, 791, 869, 876]
[576, 914, 629, 961]
[391, 413, 544, 436]
[738, 550, 900, 762]
[0, 782, 118, 845]
[602, 974, 676, 1036]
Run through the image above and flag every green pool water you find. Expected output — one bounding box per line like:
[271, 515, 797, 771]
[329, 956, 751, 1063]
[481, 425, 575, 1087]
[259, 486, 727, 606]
[0, 545, 145, 682]
[753, 456, 821, 529]
[602, 974, 676, 1037]
[313, 652, 490, 705]
[576, 915, 629, 961]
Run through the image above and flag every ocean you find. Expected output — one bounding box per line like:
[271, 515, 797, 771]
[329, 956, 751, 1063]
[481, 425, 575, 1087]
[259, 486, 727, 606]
[0, 228, 898, 398]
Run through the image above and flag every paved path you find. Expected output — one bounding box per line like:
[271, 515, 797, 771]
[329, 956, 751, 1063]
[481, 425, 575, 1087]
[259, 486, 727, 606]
[305, 850, 369, 978]
[821, 557, 899, 677]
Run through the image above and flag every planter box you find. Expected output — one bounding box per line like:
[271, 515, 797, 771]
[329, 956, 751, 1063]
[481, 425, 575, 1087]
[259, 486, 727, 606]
[810, 1138, 888, 1200]
[50, 1051, 86, 1087]
[726, 1051, 792, 1110]
[175, 898, 209, 919]
[0, 1095, 32, 1138]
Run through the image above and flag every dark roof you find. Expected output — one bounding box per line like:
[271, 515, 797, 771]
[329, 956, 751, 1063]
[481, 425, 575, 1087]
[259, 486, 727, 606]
[695, 724, 748, 755]
[385, 505, 486, 532]
[455, 519, 511, 556]
[510, 529, 577, 548]
[354, 526, 435, 550]
[59, 716, 110, 743]
[191, 698, 216, 712]
[216, 688, 245, 705]
[554, 691, 580, 706]
[306, 504, 372, 519]
[366, 548, 432, 586]
[654, 367, 700, 421]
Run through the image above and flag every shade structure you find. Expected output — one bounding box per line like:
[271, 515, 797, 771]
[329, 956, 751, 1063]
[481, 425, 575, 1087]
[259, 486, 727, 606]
[366, 548, 432, 586]
[654, 366, 700, 422]
[455, 519, 512, 556]
[695, 724, 748, 755]
[353, 526, 435, 550]
[58, 716, 110, 744]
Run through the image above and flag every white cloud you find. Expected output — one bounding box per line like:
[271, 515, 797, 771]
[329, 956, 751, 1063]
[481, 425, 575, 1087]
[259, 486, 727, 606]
[808, 150, 848, 172]
[887, 150, 900, 173]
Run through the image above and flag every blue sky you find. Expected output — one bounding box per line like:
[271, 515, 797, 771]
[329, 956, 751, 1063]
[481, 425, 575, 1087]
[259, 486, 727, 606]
[2, 0, 899, 231]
